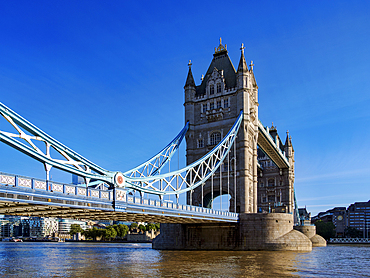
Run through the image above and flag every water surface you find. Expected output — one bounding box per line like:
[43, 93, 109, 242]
[0, 242, 369, 277]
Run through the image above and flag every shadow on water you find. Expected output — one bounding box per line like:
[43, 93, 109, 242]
[0, 242, 369, 277]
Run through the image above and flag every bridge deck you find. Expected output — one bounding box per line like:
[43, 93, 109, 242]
[0, 173, 238, 223]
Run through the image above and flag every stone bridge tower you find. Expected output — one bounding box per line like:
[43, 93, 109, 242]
[153, 40, 320, 252]
[184, 39, 259, 213]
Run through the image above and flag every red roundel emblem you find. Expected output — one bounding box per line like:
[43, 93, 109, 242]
[115, 173, 125, 186]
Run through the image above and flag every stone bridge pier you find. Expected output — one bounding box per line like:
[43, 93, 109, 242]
[153, 213, 312, 251]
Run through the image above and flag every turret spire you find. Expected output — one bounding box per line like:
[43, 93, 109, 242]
[285, 130, 292, 147]
[237, 43, 248, 73]
[184, 60, 195, 88]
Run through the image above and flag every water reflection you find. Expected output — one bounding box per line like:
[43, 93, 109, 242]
[155, 250, 302, 277]
[0, 243, 369, 277]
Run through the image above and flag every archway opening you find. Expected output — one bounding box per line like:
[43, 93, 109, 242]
[203, 191, 232, 211]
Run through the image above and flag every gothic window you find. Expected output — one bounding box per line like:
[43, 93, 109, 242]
[268, 195, 275, 203]
[210, 102, 214, 110]
[217, 100, 221, 109]
[210, 85, 214, 95]
[197, 139, 204, 148]
[217, 83, 221, 93]
[268, 179, 275, 187]
[224, 98, 229, 108]
[262, 196, 267, 203]
[210, 132, 221, 146]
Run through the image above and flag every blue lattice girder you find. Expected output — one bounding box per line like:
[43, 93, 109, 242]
[0, 102, 115, 183]
[0, 101, 243, 196]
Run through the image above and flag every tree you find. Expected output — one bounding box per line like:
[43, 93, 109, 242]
[130, 223, 138, 230]
[113, 224, 129, 238]
[104, 226, 117, 240]
[83, 227, 105, 241]
[345, 227, 362, 238]
[155, 223, 160, 230]
[147, 223, 156, 231]
[314, 220, 336, 240]
[69, 224, 84, 236]
[138, 224, 146, 232]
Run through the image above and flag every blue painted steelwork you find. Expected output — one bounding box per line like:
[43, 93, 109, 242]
[0, 172, 238, 222]
[0, 102, 115, 183]
[124, 111, 243, 196]
[0, 102, 243, 197]
[123, 122, 188, 178]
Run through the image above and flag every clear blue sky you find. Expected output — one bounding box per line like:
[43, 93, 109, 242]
[0, 1, 369, 216]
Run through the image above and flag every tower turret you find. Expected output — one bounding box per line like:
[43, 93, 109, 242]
[237, 43, 249, 89]
[184, 60, 196, 126]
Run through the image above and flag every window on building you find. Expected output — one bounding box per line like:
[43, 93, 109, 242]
[262, 196, 267, 203]
[217, 83, 221, 93]
[210, 85, 214, 95]
[217, 100, 221, 109]
[268, 195, 275, 203]
[210, 102, 215, 110]
[210, 132, 221, 145]
[224, 98, 229, 108]
[202, 104, 207, 113]
[260, 182, 264, 187]
[197, 139, 204, 148]
[268, 179, 275, 187]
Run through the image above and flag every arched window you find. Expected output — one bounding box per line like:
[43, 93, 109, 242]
[210, 85, 214, 95]
[210, 132, 221, 145]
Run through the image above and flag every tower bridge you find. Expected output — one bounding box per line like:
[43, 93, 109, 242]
[0, 40, 325, 251]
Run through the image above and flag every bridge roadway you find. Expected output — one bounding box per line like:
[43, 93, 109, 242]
[0, 172, 238, 224]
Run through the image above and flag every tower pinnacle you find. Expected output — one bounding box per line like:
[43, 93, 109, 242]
[237, 43, 248, 73]
[240, 43, 245, 54]
[214, 37, 227, 54]
[184, 60, 195, 88]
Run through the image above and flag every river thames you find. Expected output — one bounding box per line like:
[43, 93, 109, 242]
[0, 242, 369, 277]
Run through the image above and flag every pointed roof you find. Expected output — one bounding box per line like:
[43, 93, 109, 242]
[237, 43, 248, 73]
[284, 131, 294, 151]
[184, 60, 195, 88]
[195, 39, 237, 96]
[285, 131, 291, 146]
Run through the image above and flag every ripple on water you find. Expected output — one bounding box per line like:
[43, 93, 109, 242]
[0, 243, 369, 277]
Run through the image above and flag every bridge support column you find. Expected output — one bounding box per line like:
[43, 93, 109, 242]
[153, 213, 312, 251]
[293, 225, 326, 247]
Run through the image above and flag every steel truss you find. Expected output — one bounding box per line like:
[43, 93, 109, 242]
[0, 102, 242, 197]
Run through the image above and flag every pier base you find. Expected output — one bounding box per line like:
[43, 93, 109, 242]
[293, 225, 326, 247]
[153, 213, 312, 251]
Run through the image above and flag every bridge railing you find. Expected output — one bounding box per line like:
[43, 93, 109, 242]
[0, 172, 113, 200]
[0, 172, 238, 220]
[329, 238, 370, 244]
[123, 194, 237, 218]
